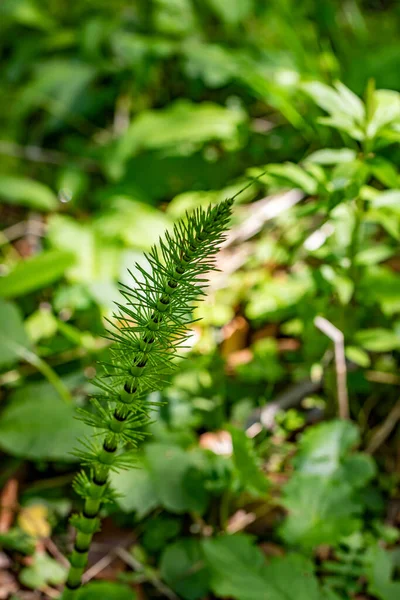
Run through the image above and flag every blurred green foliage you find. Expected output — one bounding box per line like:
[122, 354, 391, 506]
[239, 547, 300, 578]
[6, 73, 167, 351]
[1, 0, 400, 598]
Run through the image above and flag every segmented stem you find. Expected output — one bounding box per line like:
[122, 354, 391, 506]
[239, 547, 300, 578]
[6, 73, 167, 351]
[62, 199, 233, 596]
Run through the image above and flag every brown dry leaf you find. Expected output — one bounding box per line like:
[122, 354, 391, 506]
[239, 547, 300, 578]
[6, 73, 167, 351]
[18, 504, 51, 539]
[199, 430, 232, 456]
[226, 348, 253, 371]
[0, 479, 18, 533]
[221, 316, 249, 357]
[277, 338, 300, 352]
[227, 510, 256, 533]
[0, 569, 18, 599]
[259, 542, 285, 558]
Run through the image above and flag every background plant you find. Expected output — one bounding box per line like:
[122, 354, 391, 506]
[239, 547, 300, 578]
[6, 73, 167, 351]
[1, 1, 400, 599]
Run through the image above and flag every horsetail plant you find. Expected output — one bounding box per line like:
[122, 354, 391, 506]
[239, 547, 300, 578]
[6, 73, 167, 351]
[61, 197, 234, 597]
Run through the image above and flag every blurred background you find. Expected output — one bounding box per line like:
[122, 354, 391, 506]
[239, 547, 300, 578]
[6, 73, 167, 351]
[1, 1, 400, 599]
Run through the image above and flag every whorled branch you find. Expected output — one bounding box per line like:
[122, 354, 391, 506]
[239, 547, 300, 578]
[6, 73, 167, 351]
[62, 199, 233, 597]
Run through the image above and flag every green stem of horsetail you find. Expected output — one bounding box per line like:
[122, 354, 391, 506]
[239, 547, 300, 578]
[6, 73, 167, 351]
[61, 197, 235, 597]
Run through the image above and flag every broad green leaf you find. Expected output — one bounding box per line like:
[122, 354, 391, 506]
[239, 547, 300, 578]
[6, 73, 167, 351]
[154, 0, 198, 36]
[294, 420, 359, 477]
[202, 534, 272, 600]
[142, 516, 181, 552]
[94, 197, 171, 250]
[345, 346, 371, 367]
[267, 163, 317, 195]
[0, 528, 35, 555]
[77, 581, 136, 600]
[303, 81, 364, 139]
[370, 190, 400, 213]
[0, 175, 58, 210]
[182, 41, 238, 88]
[25, 308, 57, 342]
[303, 81, 365, 124]
[0, 250, 74, 298]
[305, 148, 356, 165]
[365, 545, 400, 600]
[47, 215, 121, 285]
[0, 0, 55, 29]
[17, 60, 95, 127]
[145, 444, 209, 514]
[110, 459, 159, 518]
[355, 245, 394, 266]
[19, 551, 67, 589]
[280, 476, 363, 548]
[0, 381, 89, 460]
[107, 100, 246, 179]
[280, 421, 376, 548]
[367, 157, 399, 188]
[355, 328, 400, 352]
[334, 81, 365, 123]
[0, 299, 31, 367]
[246, 272, 314, 322]
[202, 535, 321, 600]
[206, 0, 255, 25]
[359, 266, 400, 315]
[160, 539, 210, 600]
[263, 553, 321, 600]
[366, 90, 400, 140]
[230, 427, 268, 496]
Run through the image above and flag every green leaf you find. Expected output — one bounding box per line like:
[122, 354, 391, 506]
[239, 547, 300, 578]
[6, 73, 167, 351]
[0, 528, 35, 555]
[0, 299, 31, 368]
[368, 157, 399, 188]
[145, 444, 209, 514]
[0, 0, 55, 29]
[19, 551, 67, 590]
[366, 89, 400, 140]
[112, 443, 211, 516]
[182, 41, 238, 88]
[17, 60, 95, 128]
[355, 328, 400, 352]
[305, 148, 356, 165]
[303, 81, 365, 139]
[110, 459, 159, 518]
[370, 190, 400, 213]
[47, 215, 121, 286]
[280, 421, 376, 548]
[107, 99, 246, 179]
[294, 420, 359, 477]
[206, 0, 255, 25]
[202, 534, 272, 600]
[280, 476, 363, 548]
[263, 553, 321, 600]
[230, 427, 268, 496]
[160, 539, 210, 600]
[365, 545, 400, 600]
[359, 266, 400, 315]
[0, 175, 58, 210]
[0, 381, 89, 460]
[142, 516, 181, 552]
[202, 535, 321, 600]
[76, 582, 136, 600]
[345, 346, 371, 368]
[0, 250, 74, 298]
[95, 197, 171, 250]
[267, 162, 317, 195]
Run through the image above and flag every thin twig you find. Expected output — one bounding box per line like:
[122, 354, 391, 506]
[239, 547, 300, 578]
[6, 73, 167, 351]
[0, 140, 98, 172]
[366, 399, 400, 454]
[115, 547, 179, 600]
[81, 552, 116, 584]
[44, 538, 69, 568]
[314, 316, 349, 419]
